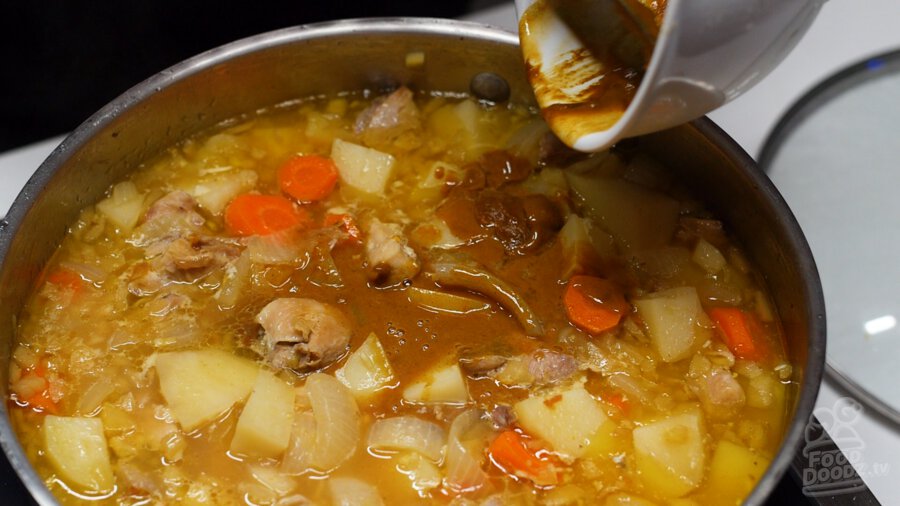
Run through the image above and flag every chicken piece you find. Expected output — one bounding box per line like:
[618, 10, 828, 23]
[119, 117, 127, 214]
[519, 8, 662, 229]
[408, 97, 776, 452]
[154, 236, 242, 273]
[365, 218, 420, 288]
[134, 191, 206, 245]
[126, 262, 165, 297]
[528, 350, 578, 384]
[689, 365, 746, 419]
[460, 350, 578, 388]
[491, 404, 517, 429]
[354, 87, 423, 150]
[127, 192, 242, 289]
[255, 298, 352, 372]
[144, 191, 205, 225]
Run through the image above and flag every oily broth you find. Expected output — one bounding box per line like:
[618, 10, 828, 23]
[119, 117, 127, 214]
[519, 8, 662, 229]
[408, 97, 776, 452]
[9, 90, 790, 505]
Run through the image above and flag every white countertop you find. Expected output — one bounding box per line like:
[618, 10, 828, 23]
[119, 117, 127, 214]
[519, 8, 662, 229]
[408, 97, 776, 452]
[3, 1, 899, 502]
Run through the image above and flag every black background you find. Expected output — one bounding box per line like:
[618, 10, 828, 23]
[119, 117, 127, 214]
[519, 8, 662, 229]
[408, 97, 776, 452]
[0, 1, 495, 153]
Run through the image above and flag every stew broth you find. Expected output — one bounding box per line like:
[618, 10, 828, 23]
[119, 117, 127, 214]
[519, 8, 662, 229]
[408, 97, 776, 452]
[9, 89, 792, 505]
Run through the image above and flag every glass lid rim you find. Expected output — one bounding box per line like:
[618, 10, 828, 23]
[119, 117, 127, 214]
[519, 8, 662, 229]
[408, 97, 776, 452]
[759, 47, 900, 428]
[758, 48, 900, 170]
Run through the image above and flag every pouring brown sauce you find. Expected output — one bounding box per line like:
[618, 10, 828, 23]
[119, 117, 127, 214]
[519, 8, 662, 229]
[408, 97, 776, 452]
[519, 0, 665, 147]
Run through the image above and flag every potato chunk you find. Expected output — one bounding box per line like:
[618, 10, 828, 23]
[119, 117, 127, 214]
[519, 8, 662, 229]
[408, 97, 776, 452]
[231, 370, 295, 458]
[95, 181, 144, 232]
[704, 440, 770, 503]
[514, 383, 608, 458]
[335, 333, 396, 398]
[566, 173, 679, 252]
[43, 416, 114, 494]
[634, 287, 711, 362]
[155, 349, 260, 431]
[402, 364, 469, 404]
[632, 409, 706, 497]
[331, 139, 395, 195]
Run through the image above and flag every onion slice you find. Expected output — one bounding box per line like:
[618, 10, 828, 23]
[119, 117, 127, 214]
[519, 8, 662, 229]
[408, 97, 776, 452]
[329, 477, 384, 506]
[367, 416, 446, 461]
[443, 409, 492, 494]
[281, 411, 317, 475]
[305, 373, 360, 471]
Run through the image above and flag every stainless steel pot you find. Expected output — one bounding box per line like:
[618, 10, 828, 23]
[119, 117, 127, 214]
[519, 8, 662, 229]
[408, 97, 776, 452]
[0, 18, 825, 505]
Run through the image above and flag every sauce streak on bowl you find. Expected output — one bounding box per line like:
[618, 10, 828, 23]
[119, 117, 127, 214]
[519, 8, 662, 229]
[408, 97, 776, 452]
[519, 0, 665, 148]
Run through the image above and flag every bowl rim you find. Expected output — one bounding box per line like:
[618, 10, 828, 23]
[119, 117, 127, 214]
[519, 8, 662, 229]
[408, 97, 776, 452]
[0, 17, 825, 505]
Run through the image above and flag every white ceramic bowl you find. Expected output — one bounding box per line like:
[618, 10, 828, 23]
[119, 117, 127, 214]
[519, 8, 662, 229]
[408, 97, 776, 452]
[516, 0, 827, 151]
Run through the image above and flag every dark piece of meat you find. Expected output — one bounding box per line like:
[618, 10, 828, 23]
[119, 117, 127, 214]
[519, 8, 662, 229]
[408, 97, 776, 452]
[474, 191, 562, 254]
[491, 404, 517, 429]
[459, 150, 533, 191]
[538, 131, 582, 167]
[354, 86, 423, 150]
[255, 298, 352, 372]
[528, 350, 578, 384]
[459, 355, 509, 378]
[365, 218, 420, 288]
[476, 150, 533, 188]
[475, 191, 530, 253]
[522, 194, 564, 245]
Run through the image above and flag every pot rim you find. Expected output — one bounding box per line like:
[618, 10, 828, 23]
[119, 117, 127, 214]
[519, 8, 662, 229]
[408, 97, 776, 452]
[0, 17, 825, 505]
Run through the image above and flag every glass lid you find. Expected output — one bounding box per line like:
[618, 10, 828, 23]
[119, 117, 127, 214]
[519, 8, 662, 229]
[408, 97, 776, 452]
[760, 50, 900, 424]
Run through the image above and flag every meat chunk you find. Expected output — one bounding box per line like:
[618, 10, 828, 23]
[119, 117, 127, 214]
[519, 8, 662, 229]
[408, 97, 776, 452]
[143, 191, 205, 226]
[127, 191, 242, 291]
[474, 191, 563, 254]
[538, 131, 582, 167]
[491, 404, 517, 429]
[460, 350, 578, 388]
[365, 218, 420, 288]
[354, 87, 423, 150]
[134, 191, 206, 245]
[689, 365, 746, 419]
[467, 150, 533, 189]
[528, 350, 578, 384]
[255, 298, 352, 372]
[459, 355, 508, 378]
[151, 236, 242, 273]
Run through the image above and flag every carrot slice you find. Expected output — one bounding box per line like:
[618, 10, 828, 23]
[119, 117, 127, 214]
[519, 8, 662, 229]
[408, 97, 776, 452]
[278, 155, 339, 202]
[563, 275, 628, 334]
[604, 393, 630, 415]
[488, 430, 558, 486]
[17, 360, 59, 414]
[708, 307, 767, 361]
[25, 388, 59, 414]
[46, 268, 86, 294]
[224, 194, 310, 236]
[324, 212, 361, 244]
